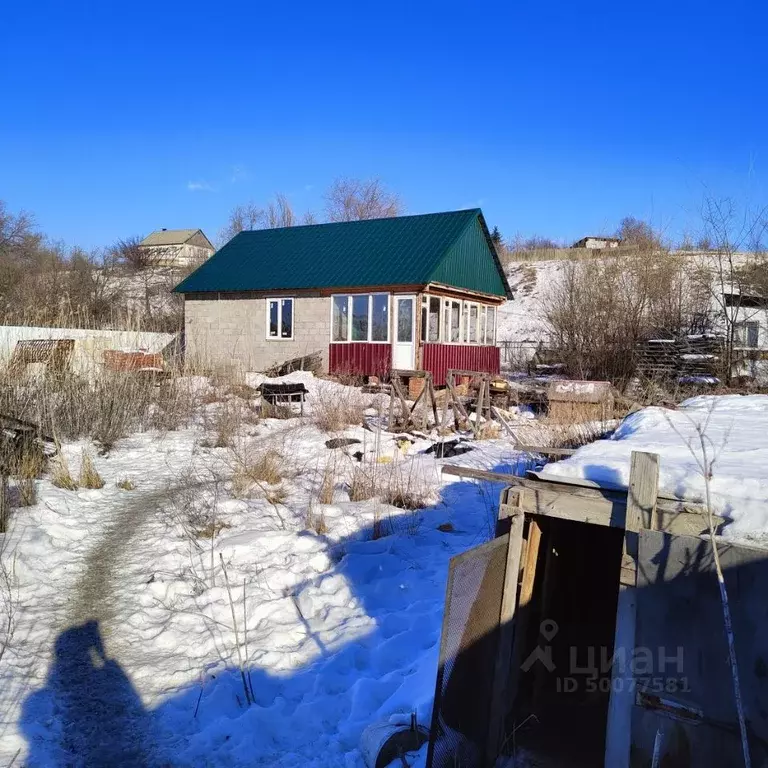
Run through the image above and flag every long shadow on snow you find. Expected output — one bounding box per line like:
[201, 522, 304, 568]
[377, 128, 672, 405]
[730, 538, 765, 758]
[20, 463, 526, 766]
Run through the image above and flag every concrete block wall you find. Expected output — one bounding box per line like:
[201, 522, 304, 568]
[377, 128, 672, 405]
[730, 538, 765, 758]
[185, 295, 331, 373]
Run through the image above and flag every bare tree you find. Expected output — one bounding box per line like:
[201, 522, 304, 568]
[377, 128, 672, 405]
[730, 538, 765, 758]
[542, 250, 711, 387]
[615, 216, 664, 251]
[110, 235, 150, 271]
[694, 197, 768, 383]
[220, 193, 302, 244]
[264, 193, 297, 229]
[324, 178, 401, 222]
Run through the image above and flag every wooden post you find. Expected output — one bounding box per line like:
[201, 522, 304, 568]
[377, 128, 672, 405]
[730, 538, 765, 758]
[473, 376, 485, 436]
[486, 510, 525, 765]
[604, 451, 659, 768]
[426, 375, 440, 429]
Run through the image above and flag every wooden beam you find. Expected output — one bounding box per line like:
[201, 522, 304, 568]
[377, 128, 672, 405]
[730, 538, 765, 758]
[604, 451, 659, 768]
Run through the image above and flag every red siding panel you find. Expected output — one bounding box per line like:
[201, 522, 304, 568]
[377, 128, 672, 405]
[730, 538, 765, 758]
[422, 344, 500, 386]
[329, 343, 391, 379]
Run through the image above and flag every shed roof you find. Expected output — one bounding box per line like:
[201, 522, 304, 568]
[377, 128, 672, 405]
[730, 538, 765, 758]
[140, 229, 211, 248]
[174, 209, 511, 298]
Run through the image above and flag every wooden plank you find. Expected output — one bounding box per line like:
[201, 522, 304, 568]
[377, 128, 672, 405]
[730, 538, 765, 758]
[604, 451, 659, 768]
[490, 405, 520, 445]
[486, 511, 525, 765]
[507, 511, 541, 707]
[517, 446, 576, 457]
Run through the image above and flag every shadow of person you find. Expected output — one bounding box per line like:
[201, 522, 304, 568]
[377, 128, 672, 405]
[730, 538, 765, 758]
[22, 620, 152, 767]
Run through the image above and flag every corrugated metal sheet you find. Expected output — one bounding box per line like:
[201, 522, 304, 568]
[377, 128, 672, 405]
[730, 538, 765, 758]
[329, 343, 391, 378]
[175, 209, 509, 298]
[429, 216, 509, 298]
[422, 344, 500, 386]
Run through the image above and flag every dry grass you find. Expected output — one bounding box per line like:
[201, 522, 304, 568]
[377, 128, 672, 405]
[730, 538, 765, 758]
[116, 478, 136, 490]
[348, 467, 375, 501]
[78, 450, 104, 489]
[311, 385, 366, 432]
[231, 447, 283, 497]
[0, 364, 199, 453]
[318, 459, 337, 504]
[51, 453, 77, 491]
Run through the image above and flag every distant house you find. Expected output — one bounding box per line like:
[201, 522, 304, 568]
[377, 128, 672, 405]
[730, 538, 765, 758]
[138, 229, 214, 267]
[572, 235, 621, 250]
[174, 209, 512, 383]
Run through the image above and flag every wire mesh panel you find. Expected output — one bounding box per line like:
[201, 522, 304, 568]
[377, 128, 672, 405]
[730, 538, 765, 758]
[427, 534, 509, 767]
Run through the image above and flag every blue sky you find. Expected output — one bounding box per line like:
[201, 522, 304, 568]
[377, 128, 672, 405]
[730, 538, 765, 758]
[1, 0, 766, 249]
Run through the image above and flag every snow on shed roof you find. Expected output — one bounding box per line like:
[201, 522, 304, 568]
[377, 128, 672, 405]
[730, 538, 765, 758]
[538, 395, 768, 545]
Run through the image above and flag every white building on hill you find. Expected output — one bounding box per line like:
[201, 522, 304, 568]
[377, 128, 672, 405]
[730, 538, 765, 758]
[138, 229, 214, 267]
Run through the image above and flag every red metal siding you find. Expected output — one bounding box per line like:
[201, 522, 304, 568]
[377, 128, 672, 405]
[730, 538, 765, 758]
[422, 344, 500, 386]
[329, 343, 391, 378]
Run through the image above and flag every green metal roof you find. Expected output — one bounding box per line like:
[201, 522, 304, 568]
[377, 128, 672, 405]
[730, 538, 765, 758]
[174, 208, 511, 298]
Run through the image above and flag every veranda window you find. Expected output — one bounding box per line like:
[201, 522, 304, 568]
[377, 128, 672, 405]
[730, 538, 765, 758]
[485, 306, 496, 344]
[332, 294, 390, 342]
[421, 296, 442, 342]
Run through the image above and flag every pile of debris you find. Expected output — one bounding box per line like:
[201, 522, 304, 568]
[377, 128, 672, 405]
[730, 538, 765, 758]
[635, 334, 723, 382]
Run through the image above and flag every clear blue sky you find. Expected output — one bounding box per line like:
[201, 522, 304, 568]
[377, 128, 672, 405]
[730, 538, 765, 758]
[2, 0, 766, 249]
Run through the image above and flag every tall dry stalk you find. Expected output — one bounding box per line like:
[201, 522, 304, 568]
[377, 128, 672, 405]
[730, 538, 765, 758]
[666, 406, 751, 767]
[219, 553, 252, 706]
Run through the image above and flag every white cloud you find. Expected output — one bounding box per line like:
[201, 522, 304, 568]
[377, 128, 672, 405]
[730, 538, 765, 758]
[187, 180, 216, 192]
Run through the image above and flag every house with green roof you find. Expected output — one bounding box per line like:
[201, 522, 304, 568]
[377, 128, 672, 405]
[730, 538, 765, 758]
[174, 209, 512, 384]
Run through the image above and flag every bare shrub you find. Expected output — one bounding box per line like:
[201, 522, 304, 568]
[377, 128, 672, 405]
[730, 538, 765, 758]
[312, 386, 366, 432]
[542, 251, 711, 388]
[208, 401, 242, 448]
[51, 453, 77, 490]
[348, 467, 374, 501]
[78, 450, 104, 489]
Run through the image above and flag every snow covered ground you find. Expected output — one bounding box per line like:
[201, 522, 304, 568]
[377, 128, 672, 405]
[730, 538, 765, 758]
[540, 394, 768, 545]
[0, 373, 530, 767]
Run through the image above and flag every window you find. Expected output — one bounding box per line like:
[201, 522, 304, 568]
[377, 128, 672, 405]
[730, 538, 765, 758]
[266, 298, 294, 339]
[735, 321, 759, 348]
[371, 294, 389, 341]
[352, 295, 369, 341]
[450, 300, 462, 342]
[332, 295, 349, 341]
[397, 297, 414, 342]
[486, 306, 496, 345]
[421, 295, 442, 342]
[331, 294, 390, 342]
[468, 304, 479, 343]
[479, 307, 487, 345]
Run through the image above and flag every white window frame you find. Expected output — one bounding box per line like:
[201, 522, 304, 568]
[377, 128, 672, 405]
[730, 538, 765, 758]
[329, 293, 390, 344]
[265, 297, 295, 341]
[485, 305, 497, 345]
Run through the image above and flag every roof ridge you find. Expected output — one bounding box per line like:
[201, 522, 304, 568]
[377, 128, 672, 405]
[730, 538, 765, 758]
[235, 208, 480, 236]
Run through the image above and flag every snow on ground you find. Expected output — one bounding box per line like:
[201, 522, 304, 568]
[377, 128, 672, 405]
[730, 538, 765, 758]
[540, 394, 768, 545]
[497, 260, 566, 345]
[0, 373, 531, 767]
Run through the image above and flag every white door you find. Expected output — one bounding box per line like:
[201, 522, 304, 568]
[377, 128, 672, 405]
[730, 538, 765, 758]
[393, 295, 416, 370]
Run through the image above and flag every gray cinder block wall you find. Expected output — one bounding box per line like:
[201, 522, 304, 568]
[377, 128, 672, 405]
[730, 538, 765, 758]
[184, 295, 331, 372]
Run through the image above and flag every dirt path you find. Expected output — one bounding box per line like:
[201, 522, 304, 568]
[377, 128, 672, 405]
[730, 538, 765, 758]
[45, 485, 177, 767]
